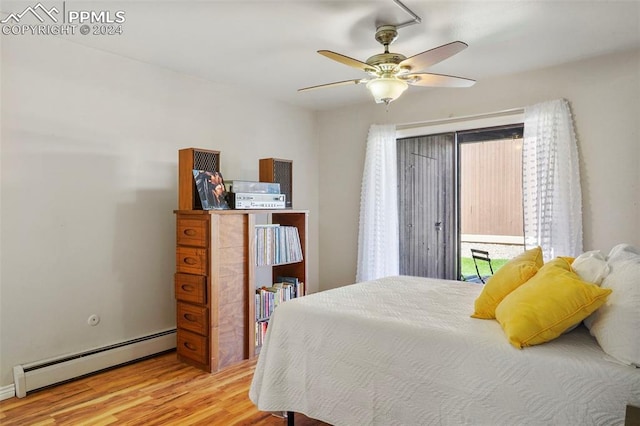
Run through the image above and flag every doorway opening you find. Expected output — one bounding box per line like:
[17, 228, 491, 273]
[397, 122, 524, 282]
[458, 125, 525, 282]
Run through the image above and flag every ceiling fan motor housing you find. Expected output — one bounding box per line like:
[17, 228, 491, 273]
[366, 52, 407, 70]
[375, 25, 399, 47]
[368, 25, 408, 73]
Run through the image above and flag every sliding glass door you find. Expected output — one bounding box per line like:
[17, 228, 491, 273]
[397, 124, 524, 281]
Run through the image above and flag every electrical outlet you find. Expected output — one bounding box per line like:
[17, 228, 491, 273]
[87, 314, 100, 326]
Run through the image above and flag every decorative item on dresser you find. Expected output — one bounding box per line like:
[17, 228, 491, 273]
[174, 209, 308, 372]
[259, 158, 293, 208]
[178, 148, 221, 210]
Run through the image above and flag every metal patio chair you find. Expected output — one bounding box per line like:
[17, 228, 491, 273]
[470, 248, 494, 284]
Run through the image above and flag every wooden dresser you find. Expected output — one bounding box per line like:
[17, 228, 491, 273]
[174, 209, 308, 372]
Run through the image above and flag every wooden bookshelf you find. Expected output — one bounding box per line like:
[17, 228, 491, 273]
[174, 209, 308, 372]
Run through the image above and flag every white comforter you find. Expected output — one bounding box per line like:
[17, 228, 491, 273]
[249, 276, 640, 425]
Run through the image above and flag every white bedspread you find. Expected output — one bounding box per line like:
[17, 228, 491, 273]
[249, 276, 640, 425]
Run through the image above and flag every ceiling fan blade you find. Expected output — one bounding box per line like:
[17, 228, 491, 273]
[401, 73, 476, 88]
[298, 79, 365, 92]
[398, 41, 468, 73]
[318, 50, 376, 73]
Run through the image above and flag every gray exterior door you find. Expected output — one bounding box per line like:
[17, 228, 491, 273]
[397, 133, 457, 279]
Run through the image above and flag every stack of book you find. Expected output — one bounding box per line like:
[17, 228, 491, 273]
[255, 224, 303, 266]
[254, 276, 304, 346]
[256, 322, 269, 347]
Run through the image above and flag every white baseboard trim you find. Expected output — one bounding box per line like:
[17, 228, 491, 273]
[13, 329, 176, 398]
[0, 384, 16, 401]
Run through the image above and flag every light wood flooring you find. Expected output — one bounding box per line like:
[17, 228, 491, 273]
[0, 351, 330, 425]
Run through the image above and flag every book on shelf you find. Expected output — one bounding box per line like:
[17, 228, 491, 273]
[254, 279, 305, 322]
[255, 224, 303, 266]
[276, 276, 304, 298]
[255, 321, 269, 347]
[255, 285, 286, 321]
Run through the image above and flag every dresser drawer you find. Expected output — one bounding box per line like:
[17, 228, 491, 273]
[177, 217, 209, 247]
[177, 329, 208, 365]
[177, 302, 208, 335]
[176, 247, 208, 275]
[175, 273, 207, 305]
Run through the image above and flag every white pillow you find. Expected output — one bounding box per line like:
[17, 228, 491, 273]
[561, 251, 609, 335]
[571, 250, 610, 285]
[585, 245, 640, 366]
[607, 243, 640, 264]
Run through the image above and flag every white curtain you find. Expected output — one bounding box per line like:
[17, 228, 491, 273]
[356, 124, 399, 282]
[522, 99, 583, 260]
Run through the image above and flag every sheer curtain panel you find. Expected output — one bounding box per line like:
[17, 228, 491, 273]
[523, 99, 583, 260]
[356, 124, 400, 282]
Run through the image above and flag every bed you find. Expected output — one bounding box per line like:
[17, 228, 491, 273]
[249, 275, 640, 425]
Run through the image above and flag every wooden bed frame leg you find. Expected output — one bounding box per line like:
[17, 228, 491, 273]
[287, 411, 295, 426]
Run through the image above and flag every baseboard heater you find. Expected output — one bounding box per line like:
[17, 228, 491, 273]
[13, 328, 176, 398]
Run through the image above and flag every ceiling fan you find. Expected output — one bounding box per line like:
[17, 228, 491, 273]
[299, 25, 475, 105]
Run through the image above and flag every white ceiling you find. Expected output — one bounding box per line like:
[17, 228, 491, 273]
[4, 1, 640, 110]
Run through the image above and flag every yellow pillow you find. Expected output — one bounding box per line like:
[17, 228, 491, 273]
[471, 246, 544, 319]
[495, 257, 612, 349]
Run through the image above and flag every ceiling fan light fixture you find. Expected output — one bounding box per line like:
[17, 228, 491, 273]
[366, 77, 408, 104]
[300, 22, 473, 104]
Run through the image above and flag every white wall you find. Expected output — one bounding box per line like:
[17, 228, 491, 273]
[317, 48, 640, 290]
[0, 35, 319, 387]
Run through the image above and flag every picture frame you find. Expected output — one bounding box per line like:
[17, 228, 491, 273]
[192, 169, 230, 210]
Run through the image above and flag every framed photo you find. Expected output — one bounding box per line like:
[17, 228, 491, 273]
[192, 169, 230, 210]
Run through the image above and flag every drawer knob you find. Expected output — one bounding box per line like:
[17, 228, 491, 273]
[183, 229, 197, 237]
[181, 284, 194, 292]
[183, 257, 197, 265]
[184, 342, 196, 351]
[184, 313, 198, 322]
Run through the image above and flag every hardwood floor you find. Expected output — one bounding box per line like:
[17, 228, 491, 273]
[0, 351, 330, 425]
